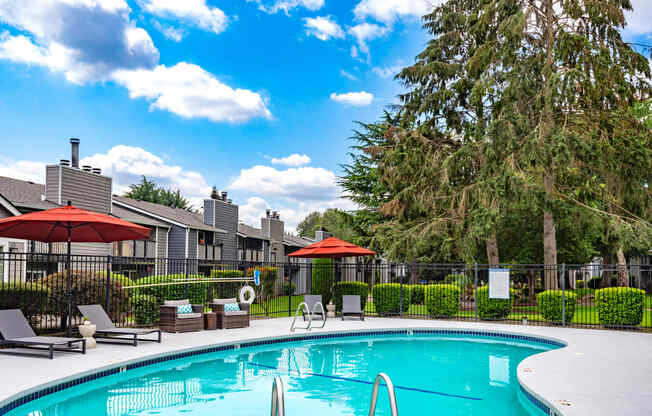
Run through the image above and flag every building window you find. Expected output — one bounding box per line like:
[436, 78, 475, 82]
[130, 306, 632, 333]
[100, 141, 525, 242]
[198, 231, 205, 246]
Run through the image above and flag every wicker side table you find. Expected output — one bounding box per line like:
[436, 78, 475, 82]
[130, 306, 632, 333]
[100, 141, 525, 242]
[203, 312, 217, 330]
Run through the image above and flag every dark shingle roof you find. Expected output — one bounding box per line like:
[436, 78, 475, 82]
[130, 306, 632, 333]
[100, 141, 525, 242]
[111, 204, 170, 228]
[0, 176, 59, 211]
[238, 222, 268, 240]
[283, 233, 313, 247]
[112, 195, 227, 233]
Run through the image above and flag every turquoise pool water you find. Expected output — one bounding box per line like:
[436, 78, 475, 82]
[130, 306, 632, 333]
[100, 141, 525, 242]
[6, 334, 556, 416]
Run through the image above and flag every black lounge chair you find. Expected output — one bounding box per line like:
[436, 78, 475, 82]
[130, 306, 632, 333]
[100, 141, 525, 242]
[0, 309, 86, 359]
[77, 304, 161, 346]
[342, 295, 364, 321]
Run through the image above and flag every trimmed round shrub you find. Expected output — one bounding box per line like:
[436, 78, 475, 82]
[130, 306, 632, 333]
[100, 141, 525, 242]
[132, 294, 159, 326]
[372, 283, 411, 316]
[595, 287, 645, 326]
[537, 290, 577, 323]
[311, 259, 334, 305]
[425, 284, 460, 317]
[41, 270, 130, 321]
[587, 277, 602, 289]
[0, 282, 50, 325]
[409, 284, 425, 304]
[333, 281, 369, 312]
[575, 280, 584, 289]
[476, 286, 514, 320]
[281, 280, 296, 296]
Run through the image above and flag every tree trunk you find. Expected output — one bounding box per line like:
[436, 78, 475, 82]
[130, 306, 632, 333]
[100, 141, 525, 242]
[485, 235, 499, 266]
[541, 0, 558, 291]
[601, 253, 613, 288]
[543, 174, 558, 290]
[616, 247, 628, 287]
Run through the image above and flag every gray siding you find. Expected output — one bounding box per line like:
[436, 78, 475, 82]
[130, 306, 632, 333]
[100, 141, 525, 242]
[71, 242, 111, 256]
[212, 200, 238, 262]
[168, 225, 187, 259]
[188, 229, 198, 259]
[45, 165, 60, 204]
[156, 227, 168, 259]
[203, 200, 215, 226]
[59, 167, 112, 213]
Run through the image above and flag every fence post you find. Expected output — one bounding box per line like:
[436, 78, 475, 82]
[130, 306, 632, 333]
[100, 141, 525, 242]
[105, 255, 112, 316]
[288, 280, 292, 317]
[399, 264, 404, 317]
[474, 263, 478, 321]
[561, 263, 566, 327]
[185, 258, 189, 299]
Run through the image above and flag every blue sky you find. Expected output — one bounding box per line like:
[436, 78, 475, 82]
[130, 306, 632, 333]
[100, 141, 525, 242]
[0, 0, 650, 231]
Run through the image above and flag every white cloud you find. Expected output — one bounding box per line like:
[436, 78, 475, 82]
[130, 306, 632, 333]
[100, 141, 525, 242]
[350, 45, 359, 59]
[340, 69, 358, 80]
[372, 60, 404, 78]
[152, 20, 185, 42]
[0, 0, 159, 83]
[303, 16, 344, 41]
[140, 0, 228, 35]
[330, 91, 373, 106]
[347, 22, 389, 56]
[112, 62, 272, 123]
[625, 0, 652, 35]
[247, 0, 324, 15]
[353, 0, 431, 23]
[0, 157, 46, 184]
[230, 165, 340, 201]
[271, 154, 312, 167]
[81, 145, 213, 209]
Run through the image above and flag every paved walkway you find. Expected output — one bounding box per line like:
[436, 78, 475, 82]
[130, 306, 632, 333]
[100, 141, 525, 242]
[0, 318, 650, 416]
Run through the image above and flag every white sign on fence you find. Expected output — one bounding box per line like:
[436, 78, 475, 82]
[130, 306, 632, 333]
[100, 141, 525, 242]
[489, 268, 510, 299]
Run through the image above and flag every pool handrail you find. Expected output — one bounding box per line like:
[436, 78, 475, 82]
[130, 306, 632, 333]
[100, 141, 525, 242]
[368, 372, 398, 416]
[290, 302, 312, 332]
[270, 377, 285, 416]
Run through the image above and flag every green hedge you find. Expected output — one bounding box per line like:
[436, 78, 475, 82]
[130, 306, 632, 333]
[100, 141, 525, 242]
[595, 287, 645, 326]
[476, 286, 514, 320]
[210, 270, 244, 278]
[312, 259, 334, 305]
[424, 284, 460, 317]
[372, 283, 411, 316]
[0, 282, 49, 324]
[41, 270, 130, 321]
[537, 290, 577, 323]
[132, 294, 159, 326]
[408, 284, 425, 304]
[333, 281, 369, 312]
[135, 274, 206, 305]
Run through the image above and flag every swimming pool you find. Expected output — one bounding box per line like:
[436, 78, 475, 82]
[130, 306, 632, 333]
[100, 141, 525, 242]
[4, 331, 560, 416]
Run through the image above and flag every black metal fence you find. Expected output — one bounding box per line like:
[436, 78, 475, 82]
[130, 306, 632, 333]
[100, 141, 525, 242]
[0, 253, 650, 334]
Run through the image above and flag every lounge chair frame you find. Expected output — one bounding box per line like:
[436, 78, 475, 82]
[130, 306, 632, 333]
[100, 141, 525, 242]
[0, 309, 86, 359]
[77, 304, 161, 346]
[342, 295, 365, 321]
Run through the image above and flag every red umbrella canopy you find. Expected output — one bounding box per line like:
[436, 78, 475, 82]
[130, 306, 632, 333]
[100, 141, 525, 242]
[0, 203, 151, 243]
[288, 236, 375, 259]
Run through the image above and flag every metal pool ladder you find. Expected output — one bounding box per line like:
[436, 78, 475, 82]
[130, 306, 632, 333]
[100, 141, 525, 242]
[369, 373, 399, 416]
[270, 377, 285, 416]
[290, 301, 326, 332]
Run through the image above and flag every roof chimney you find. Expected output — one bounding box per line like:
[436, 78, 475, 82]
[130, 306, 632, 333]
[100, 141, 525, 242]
[266, 209, 271, 218]
[70, 138, 80, 168]
[221, 191, 227, 201]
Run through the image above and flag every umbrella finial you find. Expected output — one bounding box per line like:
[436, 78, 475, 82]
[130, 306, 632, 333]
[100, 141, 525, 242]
[67, 200, 72, 206]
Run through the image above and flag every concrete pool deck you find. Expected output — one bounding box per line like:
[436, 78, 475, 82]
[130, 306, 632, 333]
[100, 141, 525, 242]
[0, 318, 650, 416]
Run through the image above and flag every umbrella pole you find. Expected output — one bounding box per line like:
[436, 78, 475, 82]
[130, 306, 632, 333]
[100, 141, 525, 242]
[66, 224, 72, 337]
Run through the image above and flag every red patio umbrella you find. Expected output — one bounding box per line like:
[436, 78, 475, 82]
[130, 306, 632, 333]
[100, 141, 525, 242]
[288, 236, 375, 258]
[0, 201, 150, 335]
